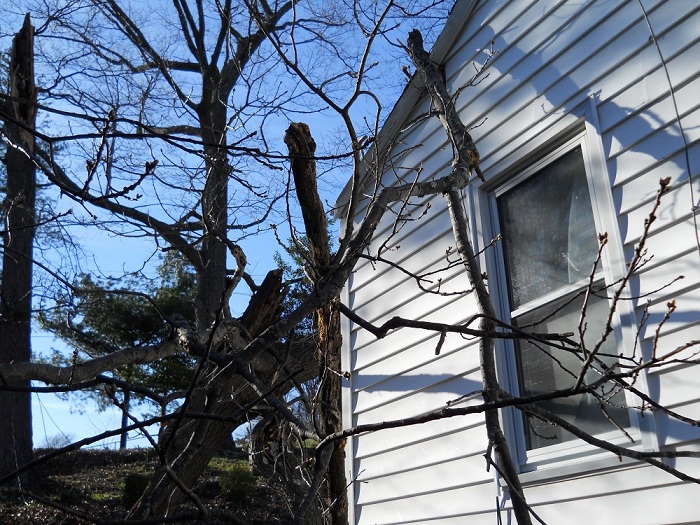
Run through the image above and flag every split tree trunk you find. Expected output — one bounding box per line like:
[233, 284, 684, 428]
[0, 14, 37, 487]
[285, 123, 348, 524]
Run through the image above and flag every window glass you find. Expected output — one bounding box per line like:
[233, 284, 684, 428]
[498, 147, 598, 309]
[515, 294, 630, 450]
[497, 146, 629, 451]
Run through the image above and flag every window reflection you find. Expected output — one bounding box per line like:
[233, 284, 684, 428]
[497, 146, 628, 451]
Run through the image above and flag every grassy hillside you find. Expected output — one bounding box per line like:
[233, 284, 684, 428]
[0, 449, 294, 524]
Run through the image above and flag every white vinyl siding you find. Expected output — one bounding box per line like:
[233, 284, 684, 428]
[342, 1, 700, 523]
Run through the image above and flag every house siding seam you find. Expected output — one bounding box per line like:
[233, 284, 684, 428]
[342, 1, 700, 523]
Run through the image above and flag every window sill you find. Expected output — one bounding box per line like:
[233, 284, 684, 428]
[513, 445, 645, 487]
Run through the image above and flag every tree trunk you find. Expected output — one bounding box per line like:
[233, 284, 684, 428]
[0, 13, 37, 486]
[285, 123, 348, 524]
[128, 271, 305, 518]
[315, 298, 345, 523]
[193, 76, 229, 331]
[119, 389, 130, 450]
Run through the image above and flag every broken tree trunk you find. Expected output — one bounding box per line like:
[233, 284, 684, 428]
[0, 13, 38, 487]
[285, 122, 347, 525]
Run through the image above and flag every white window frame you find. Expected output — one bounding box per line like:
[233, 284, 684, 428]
[474, 104, 658, 475]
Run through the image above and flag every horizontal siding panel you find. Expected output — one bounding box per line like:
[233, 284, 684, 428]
[351, 287, 478, 348]
[655, 405, 700, 446]
[474, 3, 656, 149]
[650, 362, 700, 410]
[353, 374, 482, 425]
[524, 463, 654, 504]
[350, 276, 467, 329]
[634, 211, 700, 267]
[604, 96, 678, 160]
[621, 189, 694, 247]
[633, 249, 698, 306]
[353, 357, 481, 415]
[610, 130, 698, 192]
[405, 3, 696, 187]
[473, 3, 700, 178]
[385, 292, 478, 327]
[681, 106, 700, 144]
[612, 153, 688, 217]
[351, 324, 449, 373]
[355, 481, 496, 524]
[645, 321, 700, 365]
[387, 96, 433, 149]
[355, 424, 488, 478]
[352, 338, 480, 391]
[355, 453, 490, 505]
[595, 55, 699, 136]
[452, 0, 623, 127]
[605, 80, 700, 166]
[348, 164, 473, 290]
[444, 0, 543, 89]
[654, 3, 700, 72]
[353, 416, 485, 459]
[350, 198, 439, 277]
[443, 0, 518, 57]
[675, 76, 700, 128]
[639, 285, 700, 341]
[350, 290, 467, 346]
[382, 516, 501, 525]
[351, 260, 473, 318]
[528, 475, 700, 524]
[349, 221, 471, 309]
[350, 293, 479, 361]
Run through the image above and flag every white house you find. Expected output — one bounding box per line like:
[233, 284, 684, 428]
[338, 1, 700, 523]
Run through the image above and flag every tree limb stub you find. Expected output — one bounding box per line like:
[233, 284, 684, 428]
[285, 123, 331, 269]
[10, 14, 38, 149]
[239, 269, 287, 338]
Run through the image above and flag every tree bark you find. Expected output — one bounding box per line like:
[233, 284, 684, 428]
[407, 30, 532, 524]
[193, 75, 230, 330]
[285, 123, 347, 524]
[119, 389, 130, 450]
[0, 13, 37, 487]
[128, 271, 305, 518]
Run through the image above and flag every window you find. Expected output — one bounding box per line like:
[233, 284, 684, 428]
[491, 141, 630, 456]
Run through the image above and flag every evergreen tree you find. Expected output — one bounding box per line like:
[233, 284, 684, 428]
[40, 252, 198, 448]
